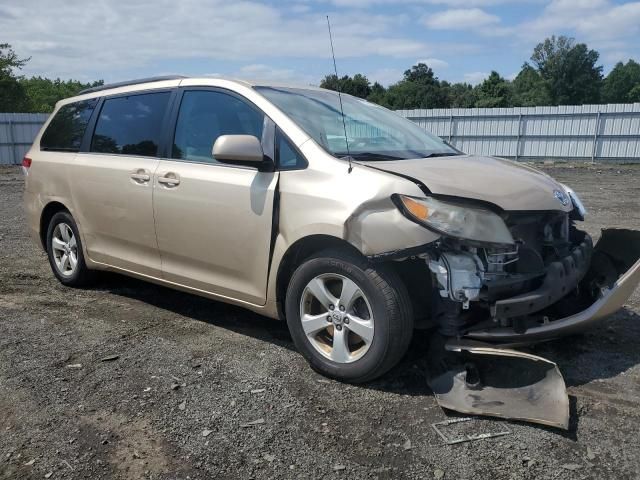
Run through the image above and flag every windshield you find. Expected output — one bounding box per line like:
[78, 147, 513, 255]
[255, 86, 460, 161]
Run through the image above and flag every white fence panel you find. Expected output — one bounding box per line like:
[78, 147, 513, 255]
[0, 113, 49, 165]
[397, 103, 640, 162]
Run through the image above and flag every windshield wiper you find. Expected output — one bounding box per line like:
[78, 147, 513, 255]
[337, 152, 406, 161]
[422, 152, 461, 158]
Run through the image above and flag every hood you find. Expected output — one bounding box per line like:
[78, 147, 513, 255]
[366, 155, 573, 212]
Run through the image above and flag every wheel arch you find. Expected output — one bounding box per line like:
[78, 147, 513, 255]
[39, 201, 70, 250]
[275, 234, 365, 320]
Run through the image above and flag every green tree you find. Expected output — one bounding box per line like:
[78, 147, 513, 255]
[319, 73, 371, 99]
[0, 43, 30, 112]
[531, 35, 603, 105]
[475, 71, 512, 108]
[512, 63, 551, 106]
[367, 81, 387, 105]
[443, 82, 477, 108]
[629, 84, 640, 102]
[20, 77, 103, 112]
[602, 60, 640, 103]
[382, 63, 449, 109]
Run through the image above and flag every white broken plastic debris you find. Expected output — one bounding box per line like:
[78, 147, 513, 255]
[240, 418, 265, 428]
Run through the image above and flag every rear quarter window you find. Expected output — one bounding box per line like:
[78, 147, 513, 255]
[40, 99, 97, 152]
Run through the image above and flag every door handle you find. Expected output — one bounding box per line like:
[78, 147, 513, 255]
[130, 169, 151, 184]
[157, 172, 181, 187]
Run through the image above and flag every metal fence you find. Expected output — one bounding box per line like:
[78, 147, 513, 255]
[2, 103, 640, 165]
[397, 103, 640, 162]
[0, 113, 49, 165]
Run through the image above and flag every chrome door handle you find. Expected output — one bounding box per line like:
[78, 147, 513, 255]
[157, 172, 181, 187]
[130, 169, 151, 183]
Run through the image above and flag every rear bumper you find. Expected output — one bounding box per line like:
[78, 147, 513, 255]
[466, 229, 640, 343]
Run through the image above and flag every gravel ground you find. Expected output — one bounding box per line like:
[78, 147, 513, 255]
[1, 164, 639, 480]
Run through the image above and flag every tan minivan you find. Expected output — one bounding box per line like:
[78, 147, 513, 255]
[23, 76, 640, 384]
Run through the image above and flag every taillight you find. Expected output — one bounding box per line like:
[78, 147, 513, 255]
[22, 156, 32, 175]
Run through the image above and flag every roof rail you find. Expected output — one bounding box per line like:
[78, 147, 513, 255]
[78, 75, 187, 95]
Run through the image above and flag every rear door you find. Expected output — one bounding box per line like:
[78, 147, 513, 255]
[71, 89, 174, 277]
[153, 88, 278, 305]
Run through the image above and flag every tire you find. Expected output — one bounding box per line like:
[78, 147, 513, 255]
[46, 211, 92, 287]
[285, 248, 413, 383]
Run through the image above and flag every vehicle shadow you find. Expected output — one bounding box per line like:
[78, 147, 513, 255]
[528, 307, 640, 388]
[90, 272, 639, 437]
[91, 271, 434, 393]
[91, 272, 296, 352]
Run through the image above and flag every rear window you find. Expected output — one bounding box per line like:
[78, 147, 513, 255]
[90, 91, 171, 157]
[40, 100, 97, 152]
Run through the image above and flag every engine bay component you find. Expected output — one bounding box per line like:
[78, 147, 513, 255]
[427, 338, 570, 430]
[466, 229, 640, 342]
[429, 252, 483, 308]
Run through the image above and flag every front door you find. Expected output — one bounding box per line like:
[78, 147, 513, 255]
[153, 89, 277, 305]
[71, 90, 173, 277]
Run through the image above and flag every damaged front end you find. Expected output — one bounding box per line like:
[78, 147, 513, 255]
[384, 192, 640, 429]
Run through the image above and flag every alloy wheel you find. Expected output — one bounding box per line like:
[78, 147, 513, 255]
[51, 222, 78, 277]
[299, 274, 375, 363]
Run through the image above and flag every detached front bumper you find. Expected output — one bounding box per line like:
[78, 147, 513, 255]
[466, 229, 640, 343]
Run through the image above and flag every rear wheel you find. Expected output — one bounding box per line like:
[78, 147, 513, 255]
[285, 249, 413, 383]
[46, 211, 92, 287]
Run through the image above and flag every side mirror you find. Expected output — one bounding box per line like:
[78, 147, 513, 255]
[212, 135, 264, 165]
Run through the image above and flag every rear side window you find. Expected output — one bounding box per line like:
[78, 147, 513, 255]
[40, 100, 97, 152]
[90, 91, 171, 157]
[172, 90, 264, 163]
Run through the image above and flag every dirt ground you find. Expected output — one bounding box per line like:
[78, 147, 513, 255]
[1, 163, 639, 480]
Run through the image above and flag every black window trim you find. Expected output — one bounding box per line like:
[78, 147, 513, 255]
[76, 84, 310, 172]
[80, 87, 178, 157]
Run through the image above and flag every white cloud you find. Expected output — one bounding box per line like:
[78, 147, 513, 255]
[366, 67, 404, 86]
[417, 58, 449, 70]
[463, 71, 489, 84]
[423, 8, 501, 30]
[237, 64, 315, 84]
[511, 0, 640, 45]
[322, 0, 536, 7]
[0, 0, 431, 80]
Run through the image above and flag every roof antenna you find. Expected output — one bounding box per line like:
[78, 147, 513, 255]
[326, 15, 353, 174]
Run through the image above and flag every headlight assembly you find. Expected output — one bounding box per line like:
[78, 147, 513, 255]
[393, 194, 514, 246]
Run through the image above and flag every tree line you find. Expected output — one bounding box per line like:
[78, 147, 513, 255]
[321, 36, 640, 109]
[2, 35, 640, 114]
[0, 43, 103, 113]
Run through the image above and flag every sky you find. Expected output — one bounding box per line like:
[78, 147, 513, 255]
[2, 0, 640, 87]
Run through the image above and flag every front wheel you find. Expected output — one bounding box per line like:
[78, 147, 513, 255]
[285, 249, 413, 383]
